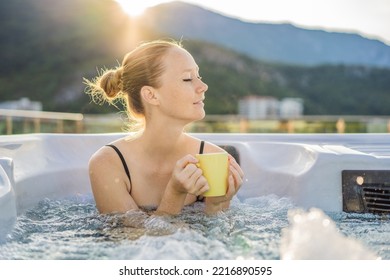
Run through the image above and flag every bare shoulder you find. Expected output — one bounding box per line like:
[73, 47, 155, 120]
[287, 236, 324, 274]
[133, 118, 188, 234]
[89, 145, 117, 170]
[88, 144, 137, 213]
[203, 141, 226, 153]
[88, 144, 128, 185]
[186, 134, 225, 154]
[89, 137, 132, 168]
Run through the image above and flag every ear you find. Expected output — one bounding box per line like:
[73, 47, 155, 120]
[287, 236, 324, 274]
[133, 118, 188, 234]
[140, 86, 159, 106]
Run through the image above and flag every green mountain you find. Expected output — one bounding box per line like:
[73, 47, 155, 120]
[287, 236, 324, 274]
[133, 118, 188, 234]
[0, 0, 389, 116]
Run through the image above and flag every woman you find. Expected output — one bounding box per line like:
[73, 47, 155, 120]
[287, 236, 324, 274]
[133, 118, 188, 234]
[85, 40, 244, 215]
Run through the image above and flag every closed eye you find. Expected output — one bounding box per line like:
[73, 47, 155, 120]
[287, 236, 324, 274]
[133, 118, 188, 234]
[183, 76, 202, 82]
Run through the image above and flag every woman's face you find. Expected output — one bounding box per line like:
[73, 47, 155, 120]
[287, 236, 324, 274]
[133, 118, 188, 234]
[153, 47, 208, 123]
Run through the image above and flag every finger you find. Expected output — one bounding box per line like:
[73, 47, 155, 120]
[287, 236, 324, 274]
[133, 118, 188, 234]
[192, 174, 208, 195]
[228, 155, 244, 178]
[184, 166, 208, 194]
[196, 183, 209, 196]
[226, 175, 236, 197]
[172, 162, 200, 193]
[229, 161, 244, 183]
[195, 174, 208, 187]
[229, 165, 243, 191]
[187, 167, 203, 184]
[176, 154, 198, 169]
[183, 162, 198, 175]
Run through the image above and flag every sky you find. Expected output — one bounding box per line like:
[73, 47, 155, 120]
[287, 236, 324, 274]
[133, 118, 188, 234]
[116, 0, 390, 45]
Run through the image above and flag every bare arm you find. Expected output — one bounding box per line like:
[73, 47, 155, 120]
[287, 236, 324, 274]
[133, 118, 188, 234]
[89, 149, 138, 214]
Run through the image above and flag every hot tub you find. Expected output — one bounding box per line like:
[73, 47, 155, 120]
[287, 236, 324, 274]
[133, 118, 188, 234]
[1, 133, 390, 246]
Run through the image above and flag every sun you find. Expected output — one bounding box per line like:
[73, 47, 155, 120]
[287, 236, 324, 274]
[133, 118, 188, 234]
[115, 0, 171, 17]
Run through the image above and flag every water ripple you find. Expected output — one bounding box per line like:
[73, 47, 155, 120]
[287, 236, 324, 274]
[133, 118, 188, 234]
[0, 194, 388, 260]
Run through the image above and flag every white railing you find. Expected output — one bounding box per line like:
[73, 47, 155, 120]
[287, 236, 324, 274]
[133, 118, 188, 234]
[190, 114, 390, 133]
[1, 109, 390, 134]
[0, 109, 84, 134]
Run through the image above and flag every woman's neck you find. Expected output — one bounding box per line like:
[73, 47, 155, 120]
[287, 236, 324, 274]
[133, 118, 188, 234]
[139, 121, 188, 155]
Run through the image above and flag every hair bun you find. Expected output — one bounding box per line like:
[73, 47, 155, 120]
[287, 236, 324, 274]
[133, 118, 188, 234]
[100, 67, 123, 98]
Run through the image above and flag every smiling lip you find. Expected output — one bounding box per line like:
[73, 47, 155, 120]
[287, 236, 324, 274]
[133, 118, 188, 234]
[194, 99, 205, 105]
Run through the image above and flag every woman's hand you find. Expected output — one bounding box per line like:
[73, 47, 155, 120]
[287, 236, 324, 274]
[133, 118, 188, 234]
[204, 154, 244, 214]
[157, 154, 209, 215]
[170, 154, 210, 196]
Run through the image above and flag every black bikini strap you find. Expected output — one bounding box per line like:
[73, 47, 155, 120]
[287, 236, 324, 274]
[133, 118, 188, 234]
[105, 144, 131, 184]
[196, 140, 206, 203]
[199, 140, 205, 154]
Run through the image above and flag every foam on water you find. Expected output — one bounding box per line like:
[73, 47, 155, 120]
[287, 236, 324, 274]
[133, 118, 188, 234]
[0, 194, 388, 260]
[280, 208, 380, 260]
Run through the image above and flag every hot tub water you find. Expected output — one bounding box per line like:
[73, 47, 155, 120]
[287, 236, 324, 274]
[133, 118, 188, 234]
[0, 194, 388, 260]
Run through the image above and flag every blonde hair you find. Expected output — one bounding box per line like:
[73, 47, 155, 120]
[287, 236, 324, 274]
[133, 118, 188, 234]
[84, 40, 183, 132]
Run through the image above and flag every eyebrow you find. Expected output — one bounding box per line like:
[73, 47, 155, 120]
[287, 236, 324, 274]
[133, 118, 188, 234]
[182, 66, 200, 72]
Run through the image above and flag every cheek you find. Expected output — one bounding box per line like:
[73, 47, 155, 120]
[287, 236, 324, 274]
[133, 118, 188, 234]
[158, 81, 194, 107]
[158, 87, 182, 107]
[166, 84, 190, 101]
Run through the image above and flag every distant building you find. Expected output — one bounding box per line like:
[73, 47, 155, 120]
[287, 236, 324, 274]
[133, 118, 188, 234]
[239, 95, 303, 119]
[238, 96, 279, 119]
[279, 98, 304, 118]
[0, 97, 42, 111]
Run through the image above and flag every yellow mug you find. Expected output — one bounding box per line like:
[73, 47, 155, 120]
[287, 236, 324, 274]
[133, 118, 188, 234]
[195, 152, 229, 197]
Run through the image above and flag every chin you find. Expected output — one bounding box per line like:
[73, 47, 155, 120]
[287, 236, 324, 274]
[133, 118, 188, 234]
[197, 111, 206, 120]
[183, 109, 205, 123]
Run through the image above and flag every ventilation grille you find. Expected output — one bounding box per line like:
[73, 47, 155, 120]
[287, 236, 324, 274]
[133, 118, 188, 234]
[361, 183, 390, 213]
[342, 170, 390, 214]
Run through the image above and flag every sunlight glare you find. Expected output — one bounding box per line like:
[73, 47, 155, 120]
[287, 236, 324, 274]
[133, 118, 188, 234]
[115, 0, 171, 17]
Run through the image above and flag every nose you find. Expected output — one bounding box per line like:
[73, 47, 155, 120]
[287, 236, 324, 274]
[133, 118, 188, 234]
[198, 79, 208, 93]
